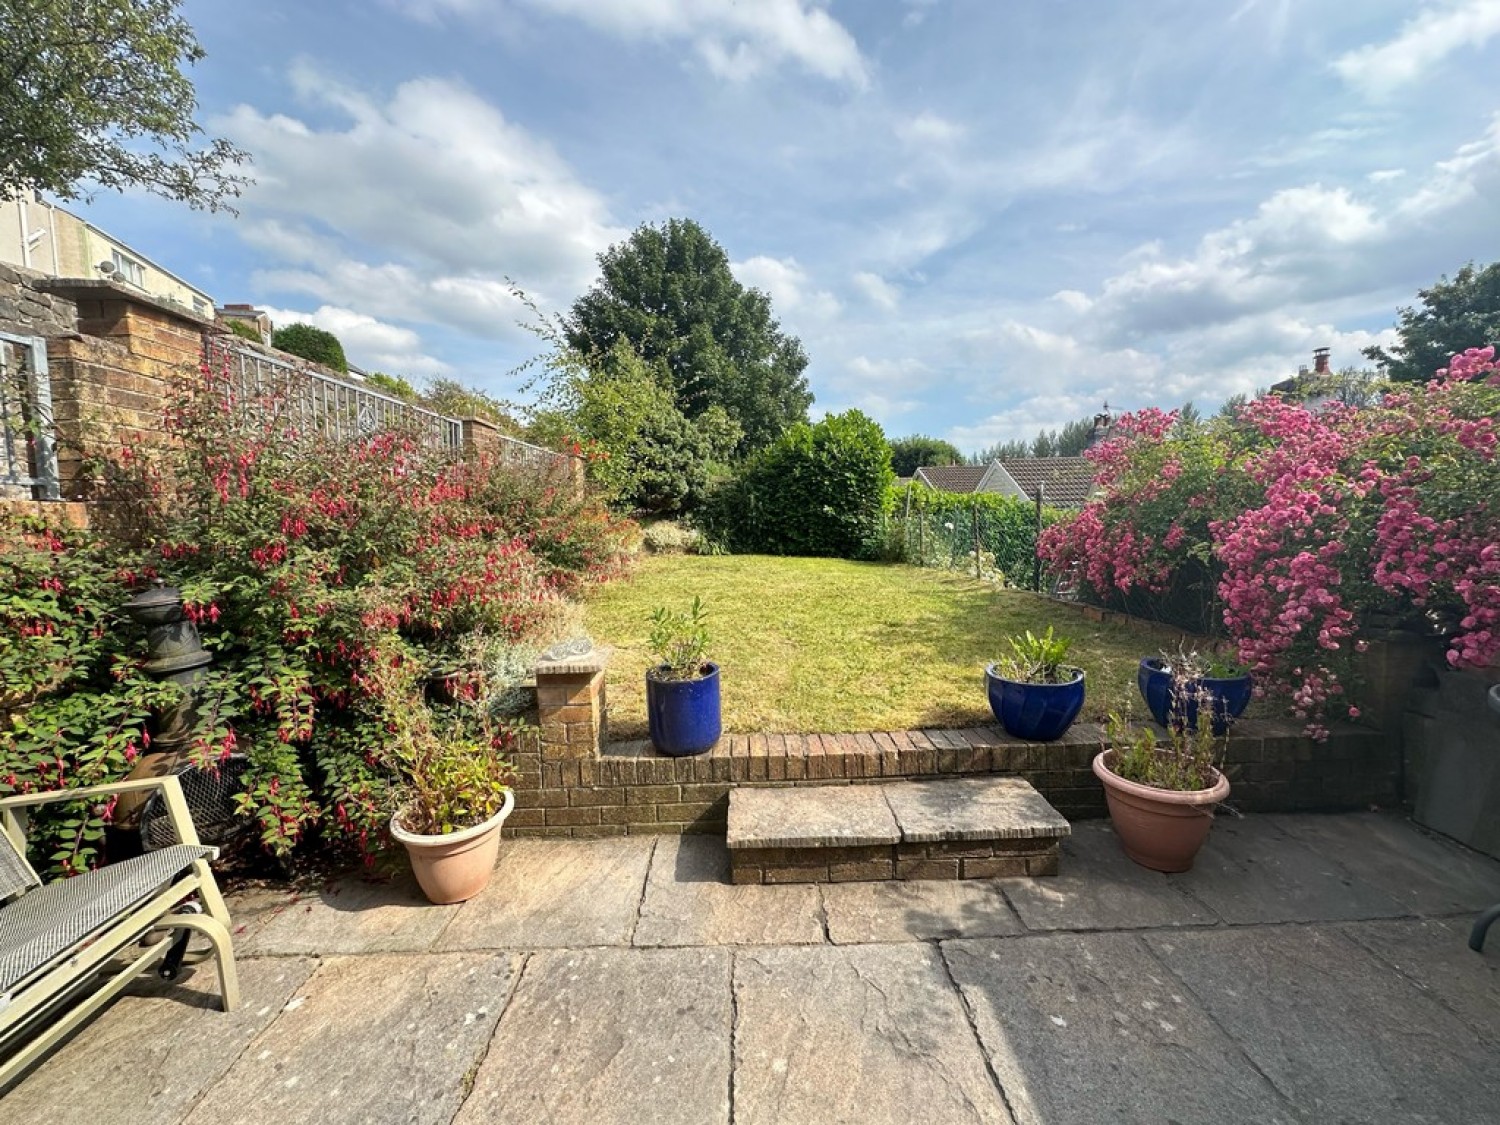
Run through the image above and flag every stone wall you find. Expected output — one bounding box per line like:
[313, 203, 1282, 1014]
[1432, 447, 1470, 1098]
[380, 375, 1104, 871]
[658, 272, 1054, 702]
[0, 264, 77, 339]
[509, 650, 1398, 838]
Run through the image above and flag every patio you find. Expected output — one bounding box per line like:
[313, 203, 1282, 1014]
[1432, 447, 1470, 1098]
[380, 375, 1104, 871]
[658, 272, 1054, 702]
[7, 812, 1499, 1124]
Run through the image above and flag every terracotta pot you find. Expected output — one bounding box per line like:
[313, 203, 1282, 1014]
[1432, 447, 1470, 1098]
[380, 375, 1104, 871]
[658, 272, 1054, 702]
[390, 790, 515, 904]
[1091, 750, 1229, 873]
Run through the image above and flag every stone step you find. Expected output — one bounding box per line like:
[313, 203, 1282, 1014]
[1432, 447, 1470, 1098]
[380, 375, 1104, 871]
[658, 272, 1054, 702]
[726, 777, 1071, 885]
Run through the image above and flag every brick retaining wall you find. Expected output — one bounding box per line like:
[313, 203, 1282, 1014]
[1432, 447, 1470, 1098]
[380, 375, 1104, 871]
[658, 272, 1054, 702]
[506, 717, 1398, 839]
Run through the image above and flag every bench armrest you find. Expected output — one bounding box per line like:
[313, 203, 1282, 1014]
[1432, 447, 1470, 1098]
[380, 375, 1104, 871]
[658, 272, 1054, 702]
[0, 775, 202, 851]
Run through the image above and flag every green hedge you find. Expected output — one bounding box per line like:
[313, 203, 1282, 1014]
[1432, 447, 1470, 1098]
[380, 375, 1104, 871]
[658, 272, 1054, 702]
[891, 484, 1064, 588]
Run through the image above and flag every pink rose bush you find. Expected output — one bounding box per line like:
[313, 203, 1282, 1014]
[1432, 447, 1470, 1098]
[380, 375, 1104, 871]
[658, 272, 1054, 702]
[1040, 347, 1500, 737]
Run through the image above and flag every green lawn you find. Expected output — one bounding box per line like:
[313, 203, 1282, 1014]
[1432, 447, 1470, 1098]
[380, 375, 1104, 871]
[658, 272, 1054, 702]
[585, 555, 1229, 737]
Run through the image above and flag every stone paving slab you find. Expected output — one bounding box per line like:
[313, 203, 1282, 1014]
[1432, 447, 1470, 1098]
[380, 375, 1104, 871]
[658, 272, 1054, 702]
[727, 784, 899, 849]
[435, 837, 655, 950]
[822, 879, 1023, 943]
[1338, 917, 1500, 1048]
[1171, 815, 1411, 924]
[634, 834, 826, 947]
[884, 777, 1071, 843]
[732, 944, 1010, 1124]
[3, 957, 315, 1123]
[1144, 925, 1500, 1122]
[1267, 812, 1500, 916]
[183, 952, 519, 1125]
[998, 820, 1218, 931]
[233, 869, 458, 956]
[942, 933, 1294, 1125]
[456, 947, 730, 1125]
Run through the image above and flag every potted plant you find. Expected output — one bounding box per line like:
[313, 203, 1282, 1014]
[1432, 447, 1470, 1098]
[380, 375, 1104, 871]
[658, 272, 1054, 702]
[1137, 647, 1252, 734]
[1093, 697, 1230, 872]
[645, 596, 721, 757]
[381, 663, 523, 904]
[985, 626, 1086, 742]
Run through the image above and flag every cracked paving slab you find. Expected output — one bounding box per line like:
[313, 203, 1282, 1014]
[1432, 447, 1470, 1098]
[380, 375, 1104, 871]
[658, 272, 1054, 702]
[1145, 925, 1500, 1122]
[436, 837, 655, 950]
[456, 946, 730, 1125]
[634, 834, 825, 947]
[942, 932, 1293, 1125]
[182, 952, 519, 1125]
[733, 944, 1010, 1125]
[4, 957, 315, 1124]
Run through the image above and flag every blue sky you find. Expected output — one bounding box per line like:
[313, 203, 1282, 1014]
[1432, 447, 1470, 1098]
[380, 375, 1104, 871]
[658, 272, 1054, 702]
[72, 0, 1500, 452]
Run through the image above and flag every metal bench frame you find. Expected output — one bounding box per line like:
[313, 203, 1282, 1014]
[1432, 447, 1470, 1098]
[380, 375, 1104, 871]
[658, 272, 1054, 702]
[0, 775, 239, 1088]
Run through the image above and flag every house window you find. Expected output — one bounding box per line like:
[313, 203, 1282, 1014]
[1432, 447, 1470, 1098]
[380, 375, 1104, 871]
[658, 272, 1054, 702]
[110, 250, 145, 287]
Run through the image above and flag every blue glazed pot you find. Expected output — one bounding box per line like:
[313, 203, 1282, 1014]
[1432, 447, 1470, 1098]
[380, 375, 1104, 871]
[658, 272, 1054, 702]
[986, 665, 1086, 742]
[1137, 657, 1253, 735]
[647, 662, 722, 757]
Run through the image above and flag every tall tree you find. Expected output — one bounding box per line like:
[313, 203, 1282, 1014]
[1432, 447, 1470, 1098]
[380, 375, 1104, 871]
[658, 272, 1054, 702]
[565, 218, 813, 453]
[889, 435, 963, 477]
[1364, 261, 1500, 382]
[0, 0, 247, 210]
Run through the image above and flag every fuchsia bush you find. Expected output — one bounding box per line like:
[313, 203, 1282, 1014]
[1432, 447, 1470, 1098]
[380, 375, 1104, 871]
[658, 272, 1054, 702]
[2, 340, 634, 871]
[1041, 347, 1500, 737]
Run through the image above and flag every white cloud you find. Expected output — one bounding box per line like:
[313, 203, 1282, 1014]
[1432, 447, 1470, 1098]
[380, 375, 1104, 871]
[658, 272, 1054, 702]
[733, 255, 841, 322]
[219, 66, 625, 342]
[1367, 168, 1406, 183]
[896, 112, 965, 146]
[1333, 0, 1500, 98]
[395, 0, 868, 86]
[852, 271, 900, 311]
[261, 304, 452, 376]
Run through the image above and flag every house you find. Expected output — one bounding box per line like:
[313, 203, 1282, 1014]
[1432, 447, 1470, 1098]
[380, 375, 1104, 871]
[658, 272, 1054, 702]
[913, 457, 1097, 508]
[0, 191, 214, 316]
[1269, 348, 1342, 411]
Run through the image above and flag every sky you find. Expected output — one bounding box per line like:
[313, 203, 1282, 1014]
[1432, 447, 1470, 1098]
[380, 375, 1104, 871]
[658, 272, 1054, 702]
[68, 0, 1500, 453]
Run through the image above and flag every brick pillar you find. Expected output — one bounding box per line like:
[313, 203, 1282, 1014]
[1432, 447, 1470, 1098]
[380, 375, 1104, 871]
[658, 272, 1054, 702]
[534, 646, 611, 759]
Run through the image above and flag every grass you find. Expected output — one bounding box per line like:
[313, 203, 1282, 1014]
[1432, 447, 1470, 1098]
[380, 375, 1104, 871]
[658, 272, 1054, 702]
[585, 554, 1237, 738]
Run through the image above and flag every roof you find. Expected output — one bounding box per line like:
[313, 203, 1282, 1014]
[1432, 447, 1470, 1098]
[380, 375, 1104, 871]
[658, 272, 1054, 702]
[996, 457, 1098, 507]
[914, 465, 988, 492]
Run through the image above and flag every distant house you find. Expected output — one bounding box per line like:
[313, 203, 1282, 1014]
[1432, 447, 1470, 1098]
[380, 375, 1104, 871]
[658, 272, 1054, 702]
[913, 457, 1097, 508]
[0, 191, 213, 316]
[1269, 347, 1343, 412]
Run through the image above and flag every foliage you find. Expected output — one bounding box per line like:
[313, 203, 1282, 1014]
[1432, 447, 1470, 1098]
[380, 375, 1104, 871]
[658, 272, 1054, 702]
[1365, 261, 1500, 383]
[224, 319, 262, 344]
[1, 340, 633, 871]
[973, 416, 1097, 463]
[704, 410, 894, 559]
[0, 513, 178, 873]
[422, 377, 516, 426]
[364, 371, 420, 402]
[369, 655, 522, 837]
[0, 0, 247, 210]
[640, 520, 709, 555]
[1037, 409, 1251, 629]
[1042, 350, 1500, 737]
[892, 483, 1062, 587]
[544, 342, 715, 514]
[1106, 704, 1223, 792]
[647, 596, 711, 681]
[587, 554, 1197, 737]
[565, 218, 813, 453]
[992, 627, 1075, 685]
[889, 435, 963, 477]
[271, 323, 348, 373]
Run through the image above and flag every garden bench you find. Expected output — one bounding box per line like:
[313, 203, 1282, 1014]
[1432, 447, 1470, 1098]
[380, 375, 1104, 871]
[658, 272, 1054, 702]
[0, 775, 239, 1089]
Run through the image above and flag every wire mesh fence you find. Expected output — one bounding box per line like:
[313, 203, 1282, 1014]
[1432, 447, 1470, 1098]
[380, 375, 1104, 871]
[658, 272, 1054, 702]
[891, 485, 1064, 590]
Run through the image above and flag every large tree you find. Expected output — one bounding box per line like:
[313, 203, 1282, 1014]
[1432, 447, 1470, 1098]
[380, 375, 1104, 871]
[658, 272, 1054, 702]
[0, 0, 247, 210]
[1364, 261, 1500, 382]
[889, 434, 963, 477]
[565, 218, 813, 453]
